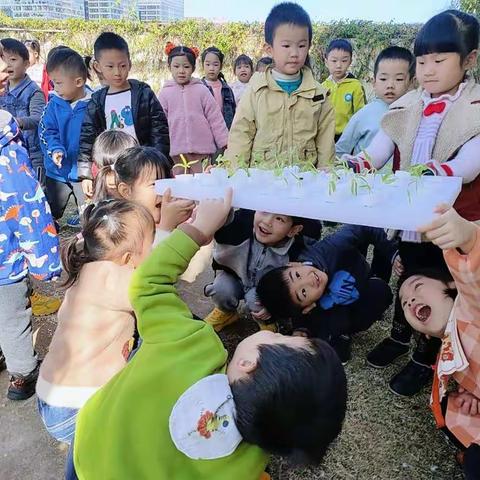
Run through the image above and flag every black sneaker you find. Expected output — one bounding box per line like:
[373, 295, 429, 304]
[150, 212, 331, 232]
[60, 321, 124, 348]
[367, 337, 410, 368]
[331, 335, 352, 366]
[7, 363, 40, 401]
[0, 351, 5, 372]
[388, 360, 433, 397]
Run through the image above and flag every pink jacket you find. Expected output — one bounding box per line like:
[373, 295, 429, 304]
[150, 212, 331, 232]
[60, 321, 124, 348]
[158, 78, 228, 156]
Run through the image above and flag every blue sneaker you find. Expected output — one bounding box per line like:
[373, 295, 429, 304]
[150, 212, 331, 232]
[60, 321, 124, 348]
[66, 214, 80, 228]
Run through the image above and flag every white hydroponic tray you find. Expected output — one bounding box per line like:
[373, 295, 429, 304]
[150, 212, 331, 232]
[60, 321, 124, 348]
[155, 168, 462, 231]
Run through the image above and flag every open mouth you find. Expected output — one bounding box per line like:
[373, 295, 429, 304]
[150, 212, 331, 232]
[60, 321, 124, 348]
[414, 304, 431, 323]
[258, 225, 271, 236]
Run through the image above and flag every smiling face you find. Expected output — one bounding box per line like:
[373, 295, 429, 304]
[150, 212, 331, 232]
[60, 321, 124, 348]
[203, 52, 222, 81]
[374, 58, 412, 104]
[416, 51, 475, 98]
[399, 275, 455, 338]
[266, 23, 309, 75]
[235, 62, 253, 83]
[284, 264, 329, 313]
[95, 49, 131, 92]
[169, 55, 194, 85]
[3, 49, 29, 86]
[325, 49, 352, 81]
[253, 211, 302, 246]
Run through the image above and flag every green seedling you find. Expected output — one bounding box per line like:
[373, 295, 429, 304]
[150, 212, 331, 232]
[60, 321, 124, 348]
[173, 154, 199, 174]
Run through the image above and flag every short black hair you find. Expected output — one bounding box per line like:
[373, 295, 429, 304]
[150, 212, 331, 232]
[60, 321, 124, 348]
[24, 39, 40, 55]
[398, 267, 457, 301]
[374, 46, 416, 78]
[0, 38, 29, 62]
[94, 32, 130, 60]
[264, 2, 313, 45]
[233, 54, 253, 72]
[167, 46, 197, 70]
[46, 47, 88, 80]
[201, 46, 224, 66]
[414, 9, 479, 61]
[231, 339, 347, 464]
[257, 266, 303, 318]
[256, 56, 273, 71]
[326, 39, 353, 57]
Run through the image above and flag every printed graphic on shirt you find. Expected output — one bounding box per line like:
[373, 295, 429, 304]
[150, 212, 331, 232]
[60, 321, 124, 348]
[344, 93, 353, 103]
[104, 90, 137, 140]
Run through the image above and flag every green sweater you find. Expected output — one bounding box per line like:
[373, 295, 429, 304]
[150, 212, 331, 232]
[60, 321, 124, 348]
[73, 229, 268, 479]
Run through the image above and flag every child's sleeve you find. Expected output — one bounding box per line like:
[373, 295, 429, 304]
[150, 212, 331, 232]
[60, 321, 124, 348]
[444, 226, 480, 323]
[315, 96, 336, 168]
[426, 135, 480, 183]
[38, 103, 66, 159]
[346, 129, 395, 171]
[129, 227, 204, 342]
[335, 112, 361, 157]
[147, 86, 170, 158]
[353, 81, 366, 114]
[202, 89, 228, 149]
[78, 100, 101, 180]
[224, 87, 257, 166]
[19, 90, 46, 131]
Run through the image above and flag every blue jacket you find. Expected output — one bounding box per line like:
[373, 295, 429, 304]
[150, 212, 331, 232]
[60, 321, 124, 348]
[39, 91, 91, 183]
[0, 114, 61, 286]
[0, 75, 45, 166]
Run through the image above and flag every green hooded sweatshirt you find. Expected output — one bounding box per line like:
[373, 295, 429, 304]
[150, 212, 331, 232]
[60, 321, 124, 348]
[73, 229, 268, 479]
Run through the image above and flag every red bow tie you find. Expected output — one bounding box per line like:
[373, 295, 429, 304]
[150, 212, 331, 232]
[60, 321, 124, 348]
[424, 101, 447, 117]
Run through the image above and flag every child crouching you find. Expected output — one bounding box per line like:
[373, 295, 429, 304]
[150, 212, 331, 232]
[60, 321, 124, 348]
[68, 191, 347, 479]
[36, 200, 154, 444]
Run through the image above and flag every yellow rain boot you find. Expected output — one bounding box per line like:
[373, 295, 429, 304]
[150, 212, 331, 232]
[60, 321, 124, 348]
[30, 291, 61, 316]
[258, 322, 278, 333]
[204, 307, 240, 332]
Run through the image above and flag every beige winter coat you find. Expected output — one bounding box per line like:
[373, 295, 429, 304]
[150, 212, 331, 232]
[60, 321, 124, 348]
[225, 66, 335, 168]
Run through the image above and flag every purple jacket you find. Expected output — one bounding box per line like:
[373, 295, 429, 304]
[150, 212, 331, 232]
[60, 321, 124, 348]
[158, 78, 228, 156]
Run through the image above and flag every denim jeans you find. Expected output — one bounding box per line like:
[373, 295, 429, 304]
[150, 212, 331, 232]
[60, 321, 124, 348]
[37, 398, 78, 444]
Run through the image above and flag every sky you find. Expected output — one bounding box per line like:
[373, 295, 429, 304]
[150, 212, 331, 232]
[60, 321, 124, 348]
[184, 0, 452, 23]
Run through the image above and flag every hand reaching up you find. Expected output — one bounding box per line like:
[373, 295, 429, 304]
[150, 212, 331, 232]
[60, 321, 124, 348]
[190, 188, 233, 242]
[418, 204, 477, 254]
[159, 188, 196, 231]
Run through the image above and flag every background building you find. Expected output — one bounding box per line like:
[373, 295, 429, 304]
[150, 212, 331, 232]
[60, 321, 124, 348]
[85, 0, 130, 20]
[0, 0, 85, 19]
[138, 0, 184, 22]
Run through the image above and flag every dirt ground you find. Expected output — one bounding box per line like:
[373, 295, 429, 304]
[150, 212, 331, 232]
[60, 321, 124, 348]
[0, 223, 466, 480]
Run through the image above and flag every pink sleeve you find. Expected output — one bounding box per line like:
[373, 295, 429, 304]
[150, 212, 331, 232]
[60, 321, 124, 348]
[202, 90, 228, 149]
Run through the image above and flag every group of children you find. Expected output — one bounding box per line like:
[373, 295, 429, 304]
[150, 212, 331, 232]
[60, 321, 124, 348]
[0, 1, 479, 478]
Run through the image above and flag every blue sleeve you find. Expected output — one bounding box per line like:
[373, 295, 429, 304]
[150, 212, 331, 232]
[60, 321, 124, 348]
[335, 113, 361, 156]
[6, 143, 61, 280]
[38, 103, 66, 159]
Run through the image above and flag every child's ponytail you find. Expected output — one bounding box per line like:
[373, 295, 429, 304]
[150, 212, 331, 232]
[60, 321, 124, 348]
[93, 164, 118, 202]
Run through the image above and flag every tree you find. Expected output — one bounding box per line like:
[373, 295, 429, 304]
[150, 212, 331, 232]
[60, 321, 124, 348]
[452, 0, 480, 14]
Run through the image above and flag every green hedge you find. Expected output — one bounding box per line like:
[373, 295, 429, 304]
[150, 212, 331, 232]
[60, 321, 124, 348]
[0, 14, 477, 90]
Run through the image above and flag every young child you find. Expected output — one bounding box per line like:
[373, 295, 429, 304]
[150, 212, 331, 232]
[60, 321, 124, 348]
[201, 46, 236, 129]
[36, 199, 155, 443]
[322, 39, 366, 141]
[24, 39, 44, 88]
[345, 10, 480, 397]
[158, 45, 228, 175]
[230, 54, 254, 104]
[336, 46, 414, 157]
[0, 38, 46, 185]
[226, 3, 335, 168]
[257, 225, 393, 364]
[89, 130, 138, 199]
[255, 56, 273, 73]
[67, 192, 347, 480]
[78, 32, 170, 198]
[39, 47, 91, 228]
[0, 111, 61, 401]
[204, 209, 322, 332]
[399, 206, 480, 479]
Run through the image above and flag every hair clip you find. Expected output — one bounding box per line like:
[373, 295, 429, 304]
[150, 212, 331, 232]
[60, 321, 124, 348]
[110, 164, 115, 171]
[190, 47, 200, 59]
[102, 214, 108, 221]
[165, 41, 176, 55]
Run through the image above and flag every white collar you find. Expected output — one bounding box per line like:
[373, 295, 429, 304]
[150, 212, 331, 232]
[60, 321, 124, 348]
[169, 374, 242, 460]
[421, 81, 467, 107]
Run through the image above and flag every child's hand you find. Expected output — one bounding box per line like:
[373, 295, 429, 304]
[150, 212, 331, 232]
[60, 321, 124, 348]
[251, 304, 272, 322]
[418, 204, 477, 254]
[159, 188, 195, 231]
[450, 387, 480, 416]
[52, 151, 63, 168]
[191, 188, 233, 241]
[82, 179, 93, 198]
[393, 255, 404, 277]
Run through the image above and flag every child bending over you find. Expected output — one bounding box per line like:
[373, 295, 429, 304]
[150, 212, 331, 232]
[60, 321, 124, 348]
[226, 2, 335, 168]
[257, 225, 394, 364]
[67, 191, 347, 480]
[36, 200, 155, 444]
[399, 206, 480, 479]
